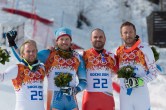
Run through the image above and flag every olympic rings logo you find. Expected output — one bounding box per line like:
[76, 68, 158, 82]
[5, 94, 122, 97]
[121, 50, 137, 60]
[23, 69, 42, 79]
[54, 55, 76, 65]
[88, 54, 109, 65]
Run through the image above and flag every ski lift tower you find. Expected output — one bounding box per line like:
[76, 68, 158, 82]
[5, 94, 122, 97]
[160, 0, 166, 11]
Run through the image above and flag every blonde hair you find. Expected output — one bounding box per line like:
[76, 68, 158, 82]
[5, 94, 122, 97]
[20, 40, 38, 57]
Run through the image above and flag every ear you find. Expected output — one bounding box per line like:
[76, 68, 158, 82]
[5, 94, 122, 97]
[21, 54, 24, 59]
[90, 36, 92, 42]
[104, 37, 106, 42]
[56, 40, 58, 44]
[90, 39, 93, 44]
[120, 34, 123, 39]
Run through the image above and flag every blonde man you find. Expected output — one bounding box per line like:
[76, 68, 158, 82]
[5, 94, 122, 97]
[0, 40, 46, 110]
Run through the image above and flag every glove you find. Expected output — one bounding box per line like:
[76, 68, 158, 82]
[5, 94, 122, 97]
[124, 77, 144, 88]
[60, 87, 77, 96]
[6, 30, 17, 47]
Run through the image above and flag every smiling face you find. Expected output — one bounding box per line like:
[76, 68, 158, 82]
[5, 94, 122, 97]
[20, 40, 38, 64]
[91, 29, 106, 50]
[56, 35, 72, 51]
[121, 25, 136, 47]
[21, 43, 37, 64]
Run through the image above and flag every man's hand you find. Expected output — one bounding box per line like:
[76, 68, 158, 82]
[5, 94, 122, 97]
[6, 30, 17, 47]
[124, 77, 144, 88]
[47, 46, 54, 51]
[60, 87, 77, 95]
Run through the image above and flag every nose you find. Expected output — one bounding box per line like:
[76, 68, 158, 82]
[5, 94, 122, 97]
[96, 37, 101, 41]
[126, 33, 132, 38]
[29, 52, 33, 55]
[29, 51, 34, 55]
[126, 33, 130, 36]
[62, 40, 66, 43]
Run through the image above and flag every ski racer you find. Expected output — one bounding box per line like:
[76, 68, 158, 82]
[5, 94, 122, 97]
[116, 21, 158, 110]
[82, 28, 118, 110]
[0, 40, 46, 110]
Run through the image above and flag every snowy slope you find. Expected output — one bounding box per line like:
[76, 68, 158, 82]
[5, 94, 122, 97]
[0, 0, 166, 110]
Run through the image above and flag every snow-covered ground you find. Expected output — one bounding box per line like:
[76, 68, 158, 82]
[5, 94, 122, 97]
[0, 0, 166, 110]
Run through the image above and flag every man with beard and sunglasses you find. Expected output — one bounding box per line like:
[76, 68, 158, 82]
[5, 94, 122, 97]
[0, 40, 46, 110]
[82, 28, 118, 110]
[7, 27, 87, 110]
[116, 21, 158, 110]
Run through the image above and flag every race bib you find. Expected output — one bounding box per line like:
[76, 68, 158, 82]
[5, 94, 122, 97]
[86, 70, 113, 92]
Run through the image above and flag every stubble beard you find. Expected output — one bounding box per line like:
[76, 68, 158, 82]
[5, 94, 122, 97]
[125, 38, 136, 47]
[93, 42, 105, 50]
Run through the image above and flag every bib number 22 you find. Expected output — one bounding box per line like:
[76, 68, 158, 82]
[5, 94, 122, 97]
[93, 78, 108, 88]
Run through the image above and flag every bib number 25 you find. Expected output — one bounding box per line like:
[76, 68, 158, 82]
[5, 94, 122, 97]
[31, 90, 43, 100]
[93, 78, 108, 88]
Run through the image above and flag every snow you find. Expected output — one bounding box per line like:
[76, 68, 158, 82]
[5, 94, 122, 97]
[0, 0, 166, 110]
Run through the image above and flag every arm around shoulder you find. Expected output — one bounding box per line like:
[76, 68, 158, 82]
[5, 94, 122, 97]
[37, 49, 51, 64]
[75, 55, 87, 93]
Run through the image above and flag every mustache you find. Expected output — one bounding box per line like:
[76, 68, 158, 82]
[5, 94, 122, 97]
[126, 37, 133, 39]
[95, 41, 103, 43]
[61, 43, 69, 46]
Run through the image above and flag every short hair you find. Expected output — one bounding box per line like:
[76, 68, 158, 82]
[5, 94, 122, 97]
[20, 40, 37, 57]
[91, 28, 106, 38]
[120, 21, 136, 34]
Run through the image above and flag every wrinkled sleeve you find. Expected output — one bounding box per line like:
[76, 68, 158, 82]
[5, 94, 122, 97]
[75, 55, 87, 93]
[47, 71, 54, 90]
[0, 65, 18, 82]
[141, 46, 158, 83]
